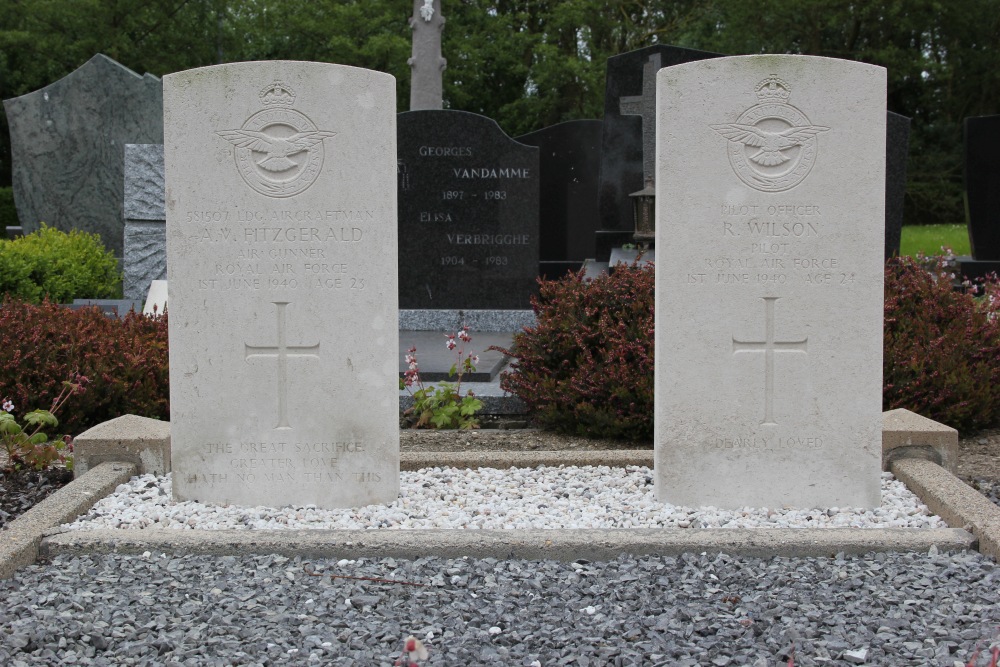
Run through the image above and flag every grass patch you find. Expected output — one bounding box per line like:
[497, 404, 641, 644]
[900, 224, 970, 257]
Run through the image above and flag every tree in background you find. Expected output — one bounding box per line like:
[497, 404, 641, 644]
[1, 0, 997, 225]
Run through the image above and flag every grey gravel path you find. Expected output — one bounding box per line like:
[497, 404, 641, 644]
[1, 549, 997, 666]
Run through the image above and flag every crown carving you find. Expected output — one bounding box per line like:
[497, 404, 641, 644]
[755, 76, 791, 104]
[259, 82, 296, 107]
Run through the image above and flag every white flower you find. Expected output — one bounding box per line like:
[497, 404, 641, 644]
[2, 400, 12, 412]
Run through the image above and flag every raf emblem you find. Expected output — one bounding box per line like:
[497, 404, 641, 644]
[217, 82, 337, 198]
[711, 76, 829, 192]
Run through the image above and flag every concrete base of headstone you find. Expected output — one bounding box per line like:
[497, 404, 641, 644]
[882, 409, 959, 474]
[73, 414, 171, 478]
[399, 330, 512, 382]
[5, 226, 23, 239]
[399, 309, 535, 332]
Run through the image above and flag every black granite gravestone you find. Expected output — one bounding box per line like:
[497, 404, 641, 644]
[517, 120, 603, 278]
[961, 116, 1000, 280]
[885, 112, 911, 259]
[397, 110, 539, 309]
[597, 44, 720, 235]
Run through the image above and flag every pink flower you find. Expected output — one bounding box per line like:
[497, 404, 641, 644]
[2, 399, 13, 412]
[446, 338, 457, 351]
[471, 355, 479, 364]
[458, 328, 471, 342]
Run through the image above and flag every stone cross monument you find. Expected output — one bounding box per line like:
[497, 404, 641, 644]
[408, 0, 446, 110]
[618, 52, 662, 186]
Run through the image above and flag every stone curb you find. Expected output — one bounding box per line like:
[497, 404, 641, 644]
[0, 462, 136, 579]
[890, 457, 1000, 561]
[400, 450, 653, 470]
[40, 527, 973, 562]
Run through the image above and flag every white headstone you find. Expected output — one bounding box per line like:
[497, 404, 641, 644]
[143, 279, 167, 316]
[164, 61, 399, 509]
[655, 55, 885, 509]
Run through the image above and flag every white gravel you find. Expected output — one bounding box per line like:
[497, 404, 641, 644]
[63, 466, 947, 531]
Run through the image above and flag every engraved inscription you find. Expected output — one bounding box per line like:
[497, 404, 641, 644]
[188, 436, 378, 487]
[711, 436, 823, 451]
[686, 202, 858, 288]
[216, 82, 337, 198]
[732, 297, 808, 426]
[244, 302, 320, 429]
[711, 76, 829, 193]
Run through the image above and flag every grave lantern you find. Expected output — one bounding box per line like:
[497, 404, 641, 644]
[629, 176, 656, 242]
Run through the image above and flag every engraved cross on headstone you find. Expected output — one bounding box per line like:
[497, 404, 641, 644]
[619, 52, 662, 186]
[245, 301, 320, 430]
[732, 297, 808, 426]
[408, 0, 446, 110]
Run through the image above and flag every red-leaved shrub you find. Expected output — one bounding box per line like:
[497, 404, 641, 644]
[0, 299, 168, 435]
[883, 256, 1000, 431]
[497, 264, 655, 440]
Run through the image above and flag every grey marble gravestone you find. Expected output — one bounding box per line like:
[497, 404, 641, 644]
[408, 0, 446, 110]
[123, 144, 166, 300]
[3, 54, 163, 256]
[397, 110, 539, 309]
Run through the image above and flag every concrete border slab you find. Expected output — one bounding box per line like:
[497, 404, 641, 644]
[73, 415, 170, 478]
[890, 457, 1000, 561]
[40, 526, 973, 562]
[0, 462, 136, 579]
[4, 415, 998, 578]
[400, 449, 653, 470]
[883, 408, 959, 473]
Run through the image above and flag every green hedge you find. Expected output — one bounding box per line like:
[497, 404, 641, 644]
[0, 224, 122, 303]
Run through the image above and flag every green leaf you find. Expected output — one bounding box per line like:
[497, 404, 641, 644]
[24, 409, 58, 428]
[28, 432, 48, 445]
[460, 398, 484, 416]
[0, 420, 22, 435]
